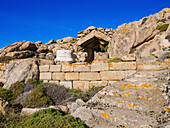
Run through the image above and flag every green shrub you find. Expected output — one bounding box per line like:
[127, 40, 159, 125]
[27, 78, 43, 86]
[157, 18, 167, 23]
[129, 48, 136, 54]
[104, 45, 109, 52]
[23, 85, 53, 107]
[138, 25, 142, 28]
[9, 108, 89, 128]
[157, 24, 169, 32]
[0, 82, 4, 87]
[0, 56, 16, 63]
[63, 42, 68, 44]
[108, 58, 122, 63]
[71, 39, 78, 43]
[10, 81, 24, 102]
[68, 86, 105, 102]
[0, 87, 13, 102]
[167, 53, 170, 58]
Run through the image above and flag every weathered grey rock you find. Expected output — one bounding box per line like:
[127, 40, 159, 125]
[76, 99, 85, 106]
[37, 45, 48, 53]
[46, 53, 55, 60]
[35, 41, 42, 48]
[72, 69, 169, 128]
[3, 59, 39, 89]
[71, 103, 80, 114]
[5, 50, 35, 59]
[19, 41, 37, 51]
[57, 105, 69, 113]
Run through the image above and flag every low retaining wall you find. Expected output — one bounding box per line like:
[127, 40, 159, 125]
[39, 61, 137, 91]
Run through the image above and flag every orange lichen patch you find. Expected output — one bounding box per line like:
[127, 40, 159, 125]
[142, 98, 147, 100]
[131, 103, 136, 108]
[119, 85, 124, 89]
[132, 125, 135, 127]
[133, 63, 136, 66]
[130, 54, 135, 58]
[141, 83, 151, 89]
[74, 66, 76, 67]
[68, 64, 72, 66]
[126, 121, 128, 124]
[88, 66, 91, 68]
[143, 63, 147, 65]
[102, 81, 105, 84]
[0, 64, 4, 66]
[164, 61, 168, 64]
[113, 92, 117, 95]
[98, 59, 101, 61]
[109, 63, 113, 67]
[125, 126, 127, 128]
[117, 100, 121, 103]
[124, 54, 128, 57]
[152, 85, 158, 91]
[164, 106, 170, 111]
[85, 64, 88, 66]
[169, 58, 170, 61]
[165, 100, 168, 102]
[101, 91, 103, 92]
[124, 92, 130, 98]
[114, 67, 116, 69]
[144, 126, 147, 128]
[101, 113, 114, 119]
[94, 58, 97, 61]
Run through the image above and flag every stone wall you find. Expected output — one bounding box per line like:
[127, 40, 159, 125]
[39, 61, 136, 91]
[0, 63, 9, 83]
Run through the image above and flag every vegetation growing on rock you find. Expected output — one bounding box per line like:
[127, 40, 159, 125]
[108, 58, 122, 63]
[5, 108, 89, 128]
[23, 85, 53, 107]
[0, 87, 13, 102]
[157, 24, 169, 32]
[0, 56, 16, 63]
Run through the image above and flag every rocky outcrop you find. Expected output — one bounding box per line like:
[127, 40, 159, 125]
[109, 8, 170, 60]
[3, 59, 39, 89]
[72, 69, 169, 127]
[0, 98, 9, 115]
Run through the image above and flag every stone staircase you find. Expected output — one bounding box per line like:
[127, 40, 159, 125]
[72, 69, 170, 128]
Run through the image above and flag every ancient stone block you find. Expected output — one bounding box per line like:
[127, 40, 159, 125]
[73, 81, 89, 91]
[40, 72, 51, 80]
[90, 81, 108, 87]
[65, 73, 79, 80]
[109, 62, 136, 70]
[137, 63, 168, 71]
[49, 80, 59, 84]
[91, 63, 108, 71]
[108, 81, 118, 85]
[80, 73, 100, 80]
[100, 71, 126, 80]
[50, 65, 61, 72]
[73, 64, 91, 72]
[39, 65, 50, 72]
[60, 81, 72, 89]
[125, 70, 136, 77]
[52, 73, 65, 80]
[62, 64, 73, 72]
[43, 80, 49, 83]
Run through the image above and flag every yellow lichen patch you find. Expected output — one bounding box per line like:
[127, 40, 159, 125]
[125, 126, 128, 128]
[126, 121, 128, 124]
[142, 98, 147, 100]
[144, 126, 147, 128]
[131, 103, 136, 108]
[126, 103, 130, 106]
[124, 92, 130, 98]
[113, 92, 117, 95]
[117, 27, 130, 34]
[117, 100, 121, 103]
[165, 100, 168, 102]
[141, 83, 151, 89]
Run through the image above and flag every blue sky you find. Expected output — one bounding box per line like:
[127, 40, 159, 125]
[0, 0, 169, 49]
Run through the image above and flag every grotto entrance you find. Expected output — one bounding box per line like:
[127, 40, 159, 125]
[76, 30, 111, 63]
